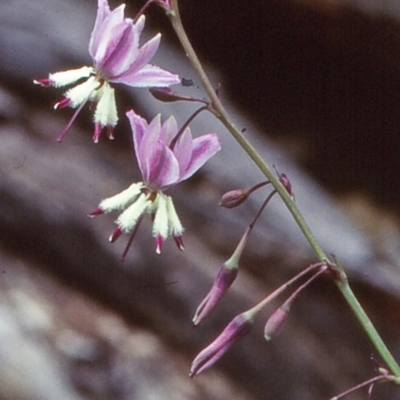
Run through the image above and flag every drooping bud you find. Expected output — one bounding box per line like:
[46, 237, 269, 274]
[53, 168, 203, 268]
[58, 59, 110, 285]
[264, 265, 328, 340]
[192, 264, 238, 326]
[190, 311, 254, 377]
[149, 87, 197, 103]
[219, 189, 249, 208]
[220, 181, 270, 209]
[264, 303, 290, 341]
[192, 227, 251, 326]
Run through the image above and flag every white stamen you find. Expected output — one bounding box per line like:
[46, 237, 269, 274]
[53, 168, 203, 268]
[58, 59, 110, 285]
[94, 83, 118, 127]
[49, 66, 94, 88]
[166, 196, 184, 236]
[99, 182, 144, 212]
[65, 76, 99, 108]
[152, 194, 169, 239]
[116, 193, 150, 232]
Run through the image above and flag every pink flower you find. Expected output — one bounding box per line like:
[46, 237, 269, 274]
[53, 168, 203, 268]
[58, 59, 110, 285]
[34, 0, 180, 143]
[89, 110, 221, 257]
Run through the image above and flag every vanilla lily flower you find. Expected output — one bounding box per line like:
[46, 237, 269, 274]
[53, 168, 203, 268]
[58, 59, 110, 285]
[89, 110, 221, 258]
[34, 0, 180, 142]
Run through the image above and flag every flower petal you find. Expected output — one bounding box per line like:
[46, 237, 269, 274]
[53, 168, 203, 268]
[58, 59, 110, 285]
[137, 114, 163, 172]
[109, 34, 162, 85]
[160, 115, 178, 145]
[179, 133, 221, 182]
[99, 23, 137, 78]
[171, 127, 193, 177]
[113, 63, 180, 87]
[91, 4, 130, 69]
[89, 0, 111, 59]
[143, 139, 179, 190]
[126, 110, 149, 174]
[98, 15, 148, 79]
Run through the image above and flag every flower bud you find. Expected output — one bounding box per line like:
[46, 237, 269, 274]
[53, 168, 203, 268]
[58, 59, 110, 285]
[192, 264, 238, 326]
[190, 311, 254, 377]
[219, 189, 249, 208]
[264, 304, 290, 341]
[149, 87, 190, 103]
[192, 227, 250, 325]
[279, 173, 292, 196]
[273, 165, 293, 196]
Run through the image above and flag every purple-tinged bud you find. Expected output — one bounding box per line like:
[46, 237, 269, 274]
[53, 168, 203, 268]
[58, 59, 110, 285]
[190, 311, 254, 377]
[219, 189, 249, 208]
[279, 173, 292, 196]
[264, 304, 290, 341]
[193, 264, 238, 326]
[149, 87, 193, 103]
[192, 227, 250, 325]
[273, 165, 293, 196]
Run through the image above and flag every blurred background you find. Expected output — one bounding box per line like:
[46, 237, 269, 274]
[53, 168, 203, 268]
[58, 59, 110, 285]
[2, 0, 400, 398]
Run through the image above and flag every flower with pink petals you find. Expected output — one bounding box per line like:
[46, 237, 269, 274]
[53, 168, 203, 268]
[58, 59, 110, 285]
[34, 0, 180, 143]
[89, 110, 221, 258]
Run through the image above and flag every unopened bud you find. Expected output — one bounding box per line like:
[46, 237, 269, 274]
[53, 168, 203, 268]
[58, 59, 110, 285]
[273, 165, 293, 196]
[149, 87, 190, 103]
[264, 304, 290, 341]
[192, 264, 238, 326]
[190, 311, 254, 377]
[220, 189, 249, 208]
[193, 227, 250, 325]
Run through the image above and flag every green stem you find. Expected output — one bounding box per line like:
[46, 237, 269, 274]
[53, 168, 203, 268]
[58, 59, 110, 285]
[168, 0, 400, 377]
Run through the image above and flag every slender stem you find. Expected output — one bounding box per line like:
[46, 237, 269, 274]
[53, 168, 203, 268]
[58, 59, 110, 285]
[249, 190, 276, 229]
[170, 105, 209, 149]
[330, 375, 392, 400]
[167, 0, 400, 377]
[248, 262, 325, 316]
[335, 262, 400, 376]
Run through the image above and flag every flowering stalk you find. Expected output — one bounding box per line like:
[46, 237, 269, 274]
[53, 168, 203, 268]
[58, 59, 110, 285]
[167, 0, 400, 378]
